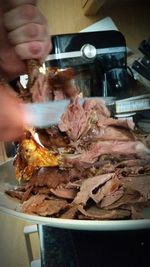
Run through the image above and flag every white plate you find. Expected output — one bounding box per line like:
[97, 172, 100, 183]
[0, 159, 150, 231]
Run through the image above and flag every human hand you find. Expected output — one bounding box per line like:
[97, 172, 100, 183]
[0, 82, 27, 141]
[0, 0, 51, 80]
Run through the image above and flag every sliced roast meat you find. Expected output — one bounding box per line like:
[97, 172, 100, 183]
[59, 98, 88, 140]
[73, 173, 114, 205]
[100, 188, 124, 208]
[121, 175, 150, 200]
[64, 141, 150, 167]
[59, 98, 135, 145]
[32, 199, 67, 216]
[90, 176, 120, 204]
[78, 205, 131, 220]
[36, 127, 70, 149]
[81, 125, 136, 143]
[48, 67, 79, 98]
[59, 98, 111, 142]
[116, 165, 150, 177]
[83, 98, 110, 118]
[31, 73, 53, 102]
[97, 117, 135, 130]
[116, 159, 150, 168]
[30, 67, 78, 102]
[50, 186, 77, 200]
[21, 194, 47, 214]
[5, 189, 24, 200]
[130, 205, 143, 219]
[60, 204, 78, 219]
[26, 167, 71, 189]
[145, 134, 150, 149]
[8, 72, 150, 221]
[21, 194, 67, 216]
[21, 186, 33, 202]
[105, 187, 143, 210]
[32, 186, 51, 195]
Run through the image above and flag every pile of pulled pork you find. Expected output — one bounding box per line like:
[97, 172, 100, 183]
[6, 67, 150, 220]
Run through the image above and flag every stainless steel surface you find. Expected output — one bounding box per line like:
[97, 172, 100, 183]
[0, 160, 150, 231]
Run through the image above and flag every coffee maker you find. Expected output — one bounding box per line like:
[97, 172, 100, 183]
[45, 30, 130, 99]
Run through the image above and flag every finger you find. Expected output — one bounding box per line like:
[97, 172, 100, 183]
[8, 23, 49, 44]
[2, 0, 37, 12]
[4, 4, 46, 31]
[0, 109, 25, 142]
[0, 111, 25, 141]
[14, 38, 52, 61]
[0, 126, 24, 142]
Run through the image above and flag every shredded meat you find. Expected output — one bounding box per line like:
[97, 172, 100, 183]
[63, 140, 150, 168]
[26, 167, 71, 189]
[36, 127, 70, 149]
[73, 173, 114, 205]
[5, 67, 150, 220]
[21, 194, 68, 216]
[30, 67, 79, 102]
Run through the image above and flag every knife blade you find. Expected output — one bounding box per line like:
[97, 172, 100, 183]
[22, 99, 71, 128]
[22, 97, 116, 128]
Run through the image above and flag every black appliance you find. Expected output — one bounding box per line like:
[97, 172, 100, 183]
[45, 30, 130, 99]
[132, 37, 150, 82]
